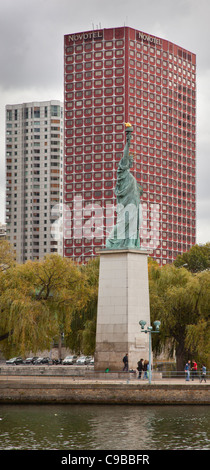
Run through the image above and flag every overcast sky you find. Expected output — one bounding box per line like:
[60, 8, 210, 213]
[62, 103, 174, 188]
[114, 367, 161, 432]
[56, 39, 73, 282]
[1, 0, 210, 244]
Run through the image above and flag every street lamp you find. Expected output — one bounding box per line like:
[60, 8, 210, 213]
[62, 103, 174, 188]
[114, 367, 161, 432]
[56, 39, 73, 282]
[139, 320, 161, 384]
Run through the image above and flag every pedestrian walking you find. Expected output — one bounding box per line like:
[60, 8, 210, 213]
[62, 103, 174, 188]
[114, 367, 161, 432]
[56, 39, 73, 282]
[200, 364, 207, 383]
[137, 359, 144, 379]
[191, 360, 198, 380]
[184, 360, 191, 381]
[123, 353, 128, 372]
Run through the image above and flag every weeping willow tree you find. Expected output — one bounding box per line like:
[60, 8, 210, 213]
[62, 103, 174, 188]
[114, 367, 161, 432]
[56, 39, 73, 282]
[64, 257, 99, 355]
[0, 239, 16, 271]
[149, 261, 210, 370]
[0, 254, 94, 358]
[185, 270, 210, 369]
[0, 260, 57, 357]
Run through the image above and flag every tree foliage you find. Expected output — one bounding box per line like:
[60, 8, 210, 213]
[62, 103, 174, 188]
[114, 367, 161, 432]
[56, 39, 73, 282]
[0, 239, 16, 271]
[64, 257, 99, 355]
[0, 254, 95, 358]
[0, 260, 55, 357]
[174, 242, 210, 273]
[185, 270, 210, 367]
[149, 261, 210, 370]
[0, 243, 209, 369]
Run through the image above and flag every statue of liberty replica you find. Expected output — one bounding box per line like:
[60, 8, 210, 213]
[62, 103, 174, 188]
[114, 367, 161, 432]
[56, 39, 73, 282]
[95, 124, 150, 372]
[106, 123, 143, 249]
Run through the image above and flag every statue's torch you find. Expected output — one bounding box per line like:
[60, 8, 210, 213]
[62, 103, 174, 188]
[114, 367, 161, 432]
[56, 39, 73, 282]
[125, 122, 133, 133]
[125, 122, 133, 147]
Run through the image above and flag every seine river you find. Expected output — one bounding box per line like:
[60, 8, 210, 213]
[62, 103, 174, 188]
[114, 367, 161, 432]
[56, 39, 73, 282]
[0, 404, 209, 450]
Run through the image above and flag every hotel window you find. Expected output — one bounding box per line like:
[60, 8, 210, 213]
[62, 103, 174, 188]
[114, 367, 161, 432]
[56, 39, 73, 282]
[94, 98, 103, 105]
[105, 41, 113, 48]
[105, 50, 113, 58]
[116, 40, 124, 47]
[104, 70, 113, 77]
[85, 62, 92, 70]
[75, 45, 83, 52]
[94, 172, 102, 179]
[94, 71, 103, 79]
[94, 154, 103, 161]
[115, 97, 124, 105]
[105, 107, 113, 114]
[115, 49, 124, 57]
[116, 68, 124, 75]
[85, 52, 92, 60]
[75, 64, 83, 72]
[105, 79, 113, 86]
[94, 107, 102, 114]
[105, 60, 113, 68]
[105, 88, 113, 96]
[75, 82, 83, 90]
[84, 155, 92, 162]
[94, 42, 102, 49]
[116, 87, 124, 94]
[95, 51, 103, 59]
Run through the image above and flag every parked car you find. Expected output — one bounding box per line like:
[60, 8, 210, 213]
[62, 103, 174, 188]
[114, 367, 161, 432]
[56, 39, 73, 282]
[62, 355, 77, 365]
[89, 358, 94, 366]
[52, 359, 62, 365]
[85, 356, 93, 364]
[33, 357, 51, 365]
[6, 357, 23, 365]
[25, 356, 39, 364]
[76, 355, 92, 365]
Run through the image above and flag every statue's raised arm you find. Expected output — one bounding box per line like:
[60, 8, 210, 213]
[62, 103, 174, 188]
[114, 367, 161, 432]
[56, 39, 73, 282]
[121, 123, 132, 166]
[106, 124, 142, 249]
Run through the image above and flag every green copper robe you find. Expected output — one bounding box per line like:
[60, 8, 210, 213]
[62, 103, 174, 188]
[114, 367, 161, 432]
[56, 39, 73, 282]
[106, 129, 142, 249]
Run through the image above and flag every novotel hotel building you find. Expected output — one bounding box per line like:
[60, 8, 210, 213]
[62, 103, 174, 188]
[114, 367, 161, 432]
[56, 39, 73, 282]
[63, 26, 196, 265]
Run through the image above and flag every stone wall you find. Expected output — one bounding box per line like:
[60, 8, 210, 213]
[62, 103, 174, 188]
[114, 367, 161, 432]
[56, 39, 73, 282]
[0, 381, 209, 405]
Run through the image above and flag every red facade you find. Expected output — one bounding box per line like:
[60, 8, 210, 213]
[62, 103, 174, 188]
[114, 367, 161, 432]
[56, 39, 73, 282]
[64, 27, 196, 264]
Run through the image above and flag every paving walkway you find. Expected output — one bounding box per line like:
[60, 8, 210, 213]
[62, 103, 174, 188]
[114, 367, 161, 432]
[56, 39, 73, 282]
[0, 364, 208, 386]
[0, 374, 208, 386]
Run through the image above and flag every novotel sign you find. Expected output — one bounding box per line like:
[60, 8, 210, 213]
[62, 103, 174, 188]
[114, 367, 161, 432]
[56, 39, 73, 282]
[67, 30, 103, 43]
[67, 29, 161, 45]
[136, 31, 162, 45]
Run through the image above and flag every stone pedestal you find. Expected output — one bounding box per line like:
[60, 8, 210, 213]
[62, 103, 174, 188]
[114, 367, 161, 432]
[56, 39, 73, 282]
[94, 249, 151, 371]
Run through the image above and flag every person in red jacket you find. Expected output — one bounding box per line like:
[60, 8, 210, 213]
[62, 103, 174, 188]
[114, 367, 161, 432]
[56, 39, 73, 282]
[192, 360, 198, 380]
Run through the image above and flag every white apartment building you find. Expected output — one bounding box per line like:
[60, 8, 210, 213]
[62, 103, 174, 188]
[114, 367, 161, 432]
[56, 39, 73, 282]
[5, 100, 63, 263]
[0, 223, 6, 239]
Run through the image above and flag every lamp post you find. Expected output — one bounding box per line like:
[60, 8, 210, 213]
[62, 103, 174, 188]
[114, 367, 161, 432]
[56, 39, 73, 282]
[139, 320, 161, 384]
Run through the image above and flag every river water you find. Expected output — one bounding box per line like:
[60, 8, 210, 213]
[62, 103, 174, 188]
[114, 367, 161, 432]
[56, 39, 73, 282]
[0, 404, 209, 450]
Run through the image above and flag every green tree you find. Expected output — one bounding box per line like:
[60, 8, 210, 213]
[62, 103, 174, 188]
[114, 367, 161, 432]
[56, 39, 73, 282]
[0, 240, 16, 345]
[185, 270, 210, 368]
[0, 254, 92, 358]
[81, 319, 96, 355]
[174, 243, 210, 273]
[65, 257, 99, 355]
[0, 260, 56, 357]
[149, 263, 202, 371]
[0, 239, 16, 271]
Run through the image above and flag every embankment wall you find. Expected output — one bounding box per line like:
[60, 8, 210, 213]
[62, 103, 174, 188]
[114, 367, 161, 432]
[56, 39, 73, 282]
[0, 381, 209, 405]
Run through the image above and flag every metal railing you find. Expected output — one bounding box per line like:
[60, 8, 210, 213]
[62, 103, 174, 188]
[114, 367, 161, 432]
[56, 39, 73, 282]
[0, 368, 208, 384]
[161, 370, 209, 382]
